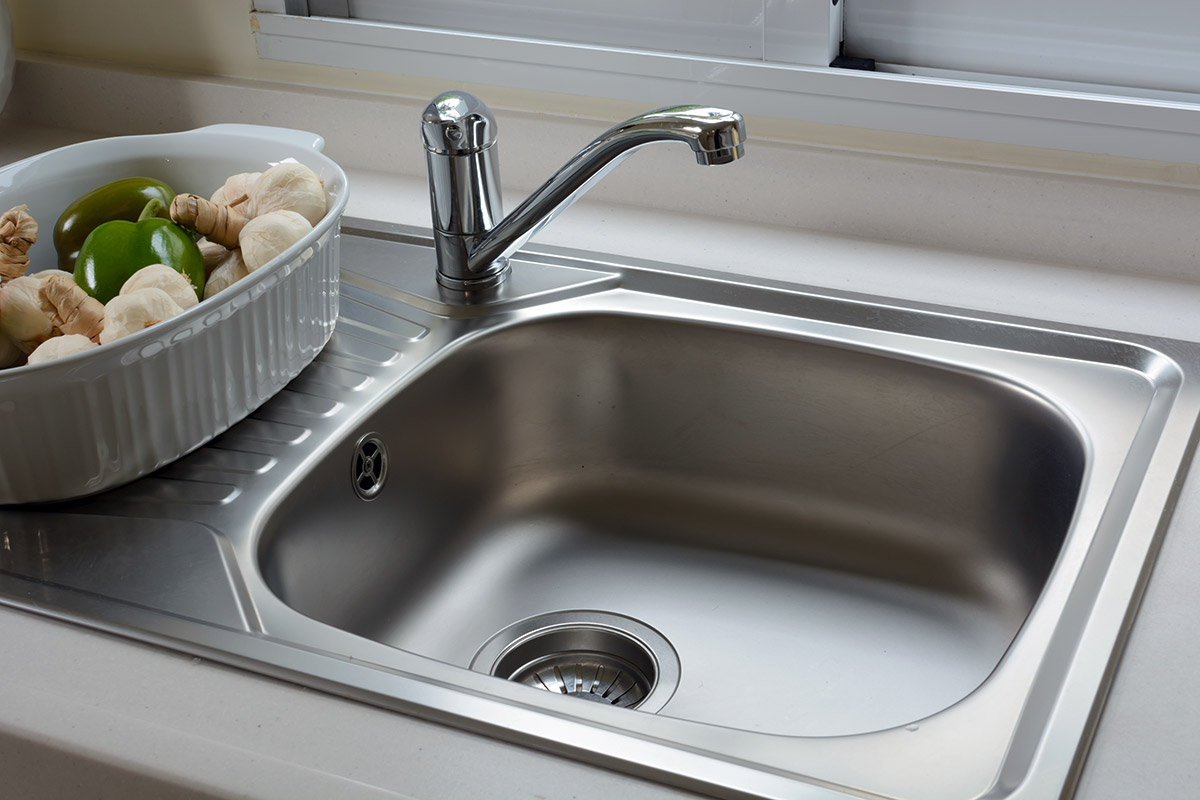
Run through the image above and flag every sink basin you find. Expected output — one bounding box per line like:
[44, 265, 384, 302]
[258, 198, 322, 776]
[3, 218, 1199, 800]
[260, 312, 1083, 737]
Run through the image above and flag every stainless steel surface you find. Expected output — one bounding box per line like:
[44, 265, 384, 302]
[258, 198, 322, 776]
[2, 217, 1199, 800]
[422, 91, 746, 291]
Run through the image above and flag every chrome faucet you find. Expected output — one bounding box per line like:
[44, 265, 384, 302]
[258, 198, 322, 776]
[420, 91, 746, 292]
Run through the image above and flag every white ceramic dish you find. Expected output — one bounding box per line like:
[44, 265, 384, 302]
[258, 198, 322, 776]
[0, 124, 348, 504]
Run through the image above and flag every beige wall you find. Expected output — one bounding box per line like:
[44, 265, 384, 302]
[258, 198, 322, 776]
[9, 0, 442, 96]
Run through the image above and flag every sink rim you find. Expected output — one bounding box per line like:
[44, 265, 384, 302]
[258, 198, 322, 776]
[2, 218, 1198, 800]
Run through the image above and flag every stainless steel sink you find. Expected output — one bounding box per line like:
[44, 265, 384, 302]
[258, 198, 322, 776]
[3, 218, 1199, 800]
[260, 308, 1084, 738]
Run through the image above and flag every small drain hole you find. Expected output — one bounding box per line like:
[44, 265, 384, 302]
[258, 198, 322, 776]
[351, 433, 387, 500]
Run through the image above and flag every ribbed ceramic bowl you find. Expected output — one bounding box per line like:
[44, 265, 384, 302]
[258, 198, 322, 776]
[0, 124, 348, 503]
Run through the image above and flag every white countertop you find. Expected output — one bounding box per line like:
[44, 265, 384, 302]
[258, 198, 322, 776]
[3, 60, 1200, 799]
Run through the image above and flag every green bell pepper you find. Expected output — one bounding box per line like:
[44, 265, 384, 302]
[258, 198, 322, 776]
[73, 199, 205, 305]
[53, 177, 175, 271]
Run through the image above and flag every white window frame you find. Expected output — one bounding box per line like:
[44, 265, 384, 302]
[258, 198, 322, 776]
[250, 2, 1200, 164]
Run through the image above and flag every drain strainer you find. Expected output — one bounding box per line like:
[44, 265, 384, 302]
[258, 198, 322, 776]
[471, 611, 680, 713]
[351, 433, 387, 500]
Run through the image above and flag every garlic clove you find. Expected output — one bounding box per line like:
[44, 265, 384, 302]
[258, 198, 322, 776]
[121, 264, 199, 310]
[239, 210, 312, 272]
[203, 249, 250, 299]
[249, 162, 326, 225]
[0, 275, 57, 353]
[27, 333, 98, 365]
[99, 287, 184, 345]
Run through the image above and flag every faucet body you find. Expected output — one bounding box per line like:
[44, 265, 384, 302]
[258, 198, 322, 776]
[421, 92, 746, 291]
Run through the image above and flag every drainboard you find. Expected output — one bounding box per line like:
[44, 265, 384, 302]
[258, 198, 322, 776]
[1, 218, 1199, 800]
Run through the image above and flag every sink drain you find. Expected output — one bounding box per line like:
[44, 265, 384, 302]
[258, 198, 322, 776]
[351, 433, 387, 500]
[498, 631, 654, 708]
[471, 611, 680, 713]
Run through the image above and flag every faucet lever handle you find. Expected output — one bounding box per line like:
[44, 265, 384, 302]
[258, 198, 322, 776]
[421, 91, 498, 155]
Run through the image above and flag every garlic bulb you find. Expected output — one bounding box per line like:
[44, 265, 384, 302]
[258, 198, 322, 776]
[0, 275, 57, 353]
[27, 334, 98, 365]
[250, 162, 326, 225]
[121, 264, 199, 310]
[211, 171, 260, 214]
[203, 249, 249, 300]
[99, 288, 184, 345]
[239, 210, 312, 272]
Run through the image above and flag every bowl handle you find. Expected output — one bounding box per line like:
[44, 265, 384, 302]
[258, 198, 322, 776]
[187, 123, 327, 153]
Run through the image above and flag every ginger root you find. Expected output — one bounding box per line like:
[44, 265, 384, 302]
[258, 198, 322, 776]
[1, 205, 38, 286]
[170, 193, 246, 250]
[39, 273, 106, 342]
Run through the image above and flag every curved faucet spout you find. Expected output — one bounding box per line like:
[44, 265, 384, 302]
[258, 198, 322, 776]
[467, 106, 746, 275]
[421, 92, 746, 292]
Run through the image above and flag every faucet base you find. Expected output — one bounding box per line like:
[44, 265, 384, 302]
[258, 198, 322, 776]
[436, 257, 511, 292]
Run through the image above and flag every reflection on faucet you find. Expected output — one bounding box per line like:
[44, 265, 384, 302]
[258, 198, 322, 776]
[421, 91, 746, 292]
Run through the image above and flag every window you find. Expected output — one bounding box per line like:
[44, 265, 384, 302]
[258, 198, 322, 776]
[844, 0, 1200, 99]
[252, 1, 1200, 162]
[346, 1, 768, 61]
[263, 0, 841, 67]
